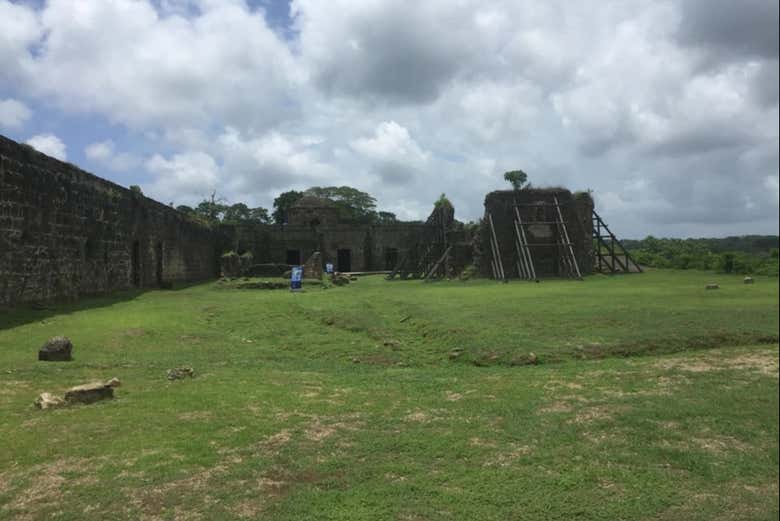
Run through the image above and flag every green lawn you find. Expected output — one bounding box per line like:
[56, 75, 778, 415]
[0, 270, 777, 520]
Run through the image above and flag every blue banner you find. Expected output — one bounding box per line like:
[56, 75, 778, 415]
[290, 266, 303, 290]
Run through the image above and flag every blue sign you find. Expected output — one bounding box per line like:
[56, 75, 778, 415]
[325, 263, 334, 274]
[290, 266, 303, 291]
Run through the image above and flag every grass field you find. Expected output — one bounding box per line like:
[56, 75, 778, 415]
[0, 270, 778, 520]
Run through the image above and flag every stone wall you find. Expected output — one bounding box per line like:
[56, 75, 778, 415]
[0, 134, 217, 307]
[219, 222, 430, 272]
[481, 189, 593, 278]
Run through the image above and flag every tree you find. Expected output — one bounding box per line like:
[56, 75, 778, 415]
[503, 170, 528, 190]
[249, 206, 270, 224]
[195, 191, 228, 224]
[376, 211, 397, 224]
[434, 193, 453, 209]
[272, 190, 304, 224]
[129, 184, 144, 195]
[304, 186, 377, 222]
[223, 203, 252, 224]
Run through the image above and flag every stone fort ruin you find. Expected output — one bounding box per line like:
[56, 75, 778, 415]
[0, 134, 639, 307]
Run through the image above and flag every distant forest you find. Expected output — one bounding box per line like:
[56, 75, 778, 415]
[623, 235, 779, 276]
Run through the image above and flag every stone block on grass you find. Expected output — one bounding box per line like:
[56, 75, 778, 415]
[38, 336, 73, 361]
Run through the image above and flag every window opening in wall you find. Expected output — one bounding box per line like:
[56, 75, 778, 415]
[84, 238, 99, 260]
[337, 248, 352, 272]
[286, 249, 301, 265]
[384, 248, 399, 271]
[534, 204, 545, 222]
[131, 240, 141, 287]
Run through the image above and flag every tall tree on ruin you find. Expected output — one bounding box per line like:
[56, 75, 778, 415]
[305, 186, 377, 223]
[272, 190, 305, 224]
[503, 170, 528, 191]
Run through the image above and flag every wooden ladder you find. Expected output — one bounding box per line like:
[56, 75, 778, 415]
[553, 196, 582, 280]
[423, 245, 453, 281]
[592, 210, 642, 274]
[487, 212, 506, 281]
[385, 250, 409, 280]
[512, 205, 537, 281]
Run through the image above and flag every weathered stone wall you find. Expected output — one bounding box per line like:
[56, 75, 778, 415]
[481, 189, 593, 278]
[0, 135, 217, 307]
[220, 222, 430, 272]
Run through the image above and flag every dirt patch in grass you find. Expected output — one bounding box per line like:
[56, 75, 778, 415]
[122, 328, 147, 337]
[538, 402, 573, 414]
[483, 443, 533, 467]
[177, 411, 214, 421]
[690, 436, 751, 455]
[469, 437, 498, 448]
[403, 409, 448, 423]
[248, 467, 344, 505]
[654, 349, 779, 378]
[569, 405, 632, 424]
[444, 391, 463, 401]
[352, 353, 398, 366]
[127, 462, 229, 519]
[304, 414, 363, 442]
[259, 429, 292, 454]
[230, 497, 268, 518]
[299, 386, 322, 398]
[2, 458, 98, 520]
[0, 379, 31, 398]
[653, 480, 779, 521]
[544, 380, 584, 391]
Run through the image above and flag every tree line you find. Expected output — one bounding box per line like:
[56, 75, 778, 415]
[623, 236, 779, 276]
[175, 186, 398, 226]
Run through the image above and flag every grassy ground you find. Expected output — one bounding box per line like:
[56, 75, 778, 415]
[0, 270, 777, 520]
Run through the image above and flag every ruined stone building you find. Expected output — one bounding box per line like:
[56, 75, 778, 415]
[219, 195, 433, 274]
[1, 133, 634, 307]
[481, 189, 594, 279]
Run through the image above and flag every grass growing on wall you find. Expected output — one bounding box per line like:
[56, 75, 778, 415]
[0, 270, 778, 520]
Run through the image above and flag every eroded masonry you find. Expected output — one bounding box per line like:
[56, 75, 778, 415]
[1, 134, 639, 307]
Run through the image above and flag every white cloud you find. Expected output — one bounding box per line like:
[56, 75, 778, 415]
[0, 0, 776, 236]
[0, 1, 41, 87]
[26, 134, 67, 160]
[0, 98, 31, 128]
[144, 151, 220, 202]
[28, 0, 302, 131]
[351, 121, 428, 165]
[85, 140, 141, 171]
[349, 121, 430, 184]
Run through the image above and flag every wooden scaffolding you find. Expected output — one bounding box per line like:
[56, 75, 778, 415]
[592, 210, 642, 274]
[488, 197, 583, 281]
[386, 206, 452, 282]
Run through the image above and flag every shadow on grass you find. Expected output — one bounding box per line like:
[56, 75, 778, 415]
[0, 280, 211, 331]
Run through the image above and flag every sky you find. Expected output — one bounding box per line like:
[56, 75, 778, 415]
[0, 0, 777, 238]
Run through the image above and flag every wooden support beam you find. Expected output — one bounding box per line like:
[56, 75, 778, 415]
[423, 246, 453, 281]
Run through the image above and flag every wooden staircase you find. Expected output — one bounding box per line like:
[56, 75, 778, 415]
[592, 210, 642, 274]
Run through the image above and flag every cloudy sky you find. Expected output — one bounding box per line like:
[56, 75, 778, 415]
[1, 0, 777, 238]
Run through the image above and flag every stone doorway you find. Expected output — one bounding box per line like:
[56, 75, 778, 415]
[337, 248, 352, 272]
[286, 249, 301, 265]
[385, 248, 399, 270]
